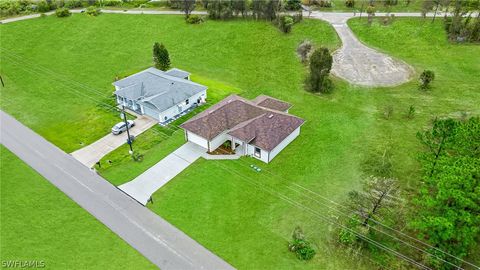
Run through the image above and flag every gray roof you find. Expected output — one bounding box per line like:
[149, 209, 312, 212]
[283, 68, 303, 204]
[113, 67, 206, 112]
[165, 68, 190, 79]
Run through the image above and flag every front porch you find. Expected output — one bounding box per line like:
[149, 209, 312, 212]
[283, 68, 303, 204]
[207, 139, 245, 157]
[117, 96, 143, 114]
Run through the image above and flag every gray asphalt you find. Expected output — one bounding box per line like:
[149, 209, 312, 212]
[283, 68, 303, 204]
[0, 110, 235, 270]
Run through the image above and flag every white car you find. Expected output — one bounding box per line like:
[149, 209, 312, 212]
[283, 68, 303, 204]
[111, 120, 135, 135]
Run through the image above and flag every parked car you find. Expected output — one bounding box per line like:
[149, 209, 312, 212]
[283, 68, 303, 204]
[111, 120, 135, 135]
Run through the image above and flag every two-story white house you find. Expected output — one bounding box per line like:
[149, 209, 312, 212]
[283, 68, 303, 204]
[113, 67, 207, 123]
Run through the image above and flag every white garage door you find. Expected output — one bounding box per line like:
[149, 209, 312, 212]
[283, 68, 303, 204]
[187, 131, 208, 149]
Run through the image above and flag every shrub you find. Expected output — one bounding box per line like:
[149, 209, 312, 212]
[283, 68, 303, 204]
[277, 15, 294, 33]
[345, 0, 355, 8]
[36, 0, 52, 12]
[103, 0, 123, 6]
[64, 0, 82, 9]
[85, 6, 101, 16]
[307, 47, 333, 93]
[285, 0, 302, 10]
[55, 7, 71, 17]
[288, 226, 316, 261]
[185, 14, 204, 24]
[297, 40, 313, 64]
[316, 0, 332, 7]
[419, 70, 435, 90]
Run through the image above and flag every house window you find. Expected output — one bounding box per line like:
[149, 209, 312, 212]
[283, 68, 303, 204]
[185, 99, 189, 105]
[254, 147, 261, 158]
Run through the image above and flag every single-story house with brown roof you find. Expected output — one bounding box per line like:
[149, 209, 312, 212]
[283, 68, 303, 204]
[180, 94, 305, 163]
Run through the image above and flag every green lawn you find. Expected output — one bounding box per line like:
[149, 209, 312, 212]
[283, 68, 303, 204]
[1, 14, 479, 269]
[0, 146, 156, 269]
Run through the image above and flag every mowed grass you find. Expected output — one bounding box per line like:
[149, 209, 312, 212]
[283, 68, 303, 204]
[0, 14, 337, 152]
[0, 146, 156, 269]
[148, 18, 480, 269]
[1, 14, 479, 269]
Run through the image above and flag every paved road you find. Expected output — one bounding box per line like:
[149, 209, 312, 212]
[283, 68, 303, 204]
[0, 110, 234, 270]
[119, 142, 205, 205]
[72, 114, 156, 168]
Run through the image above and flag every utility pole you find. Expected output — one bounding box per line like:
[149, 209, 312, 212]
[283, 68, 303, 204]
[121, 105, 134, 154]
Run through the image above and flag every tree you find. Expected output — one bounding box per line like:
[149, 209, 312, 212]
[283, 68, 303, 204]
[296, 40, 313, 64]
[206, 0, 232, 20]
[419, 69, 435, 89]
[345, 0, 355, 8]
[417, 118, 458, 177]
[251, 0, 280, 20]
[170, 0, 196, 17]
[232, 0, 248, 17]
[307, 47, 333, 93]
[366, 5, 376, 25]
[153, 42, 171, 71]
[285, 0, 302, 10]
[348, 176, 400, 227]
[412, 117, 480, 269]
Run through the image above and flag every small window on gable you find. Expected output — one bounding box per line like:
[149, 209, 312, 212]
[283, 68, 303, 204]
[185, 99, 189, 105]
[254, 147, 261, 158]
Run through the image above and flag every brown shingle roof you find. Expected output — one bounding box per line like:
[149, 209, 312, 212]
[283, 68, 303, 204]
[181, 94, 304, 151]
[252, 95, 292, 112]
[228, 112, 304, 151]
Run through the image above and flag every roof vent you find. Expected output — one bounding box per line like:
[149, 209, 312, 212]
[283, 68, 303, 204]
[268, 114, 274, 119]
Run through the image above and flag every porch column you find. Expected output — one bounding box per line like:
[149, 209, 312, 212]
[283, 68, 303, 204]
[231, 137, 236, 151]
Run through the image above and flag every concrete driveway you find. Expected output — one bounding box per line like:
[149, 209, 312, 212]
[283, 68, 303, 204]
[71, 115, 156, 168]
[119, 142, 206, 205]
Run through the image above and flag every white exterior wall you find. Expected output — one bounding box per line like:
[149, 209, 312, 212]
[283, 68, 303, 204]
[158, 90, 207, 122]
[143, 104, 160, 120]
[246, 144, 269, 163]
[268, 126, 301, 162]
[186, 131, 208, 149]
[209, 132, 229, 152]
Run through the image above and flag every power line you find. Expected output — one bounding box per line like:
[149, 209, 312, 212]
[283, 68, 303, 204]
[2, 48, 476, 269]
[211, 160, 432, 270]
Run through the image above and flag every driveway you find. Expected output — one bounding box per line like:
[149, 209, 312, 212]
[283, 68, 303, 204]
[71, 115, 156, 168]
[308, 11, 414, 87]
[1, 110, 234, 270]
[119, 142, 206, 205]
